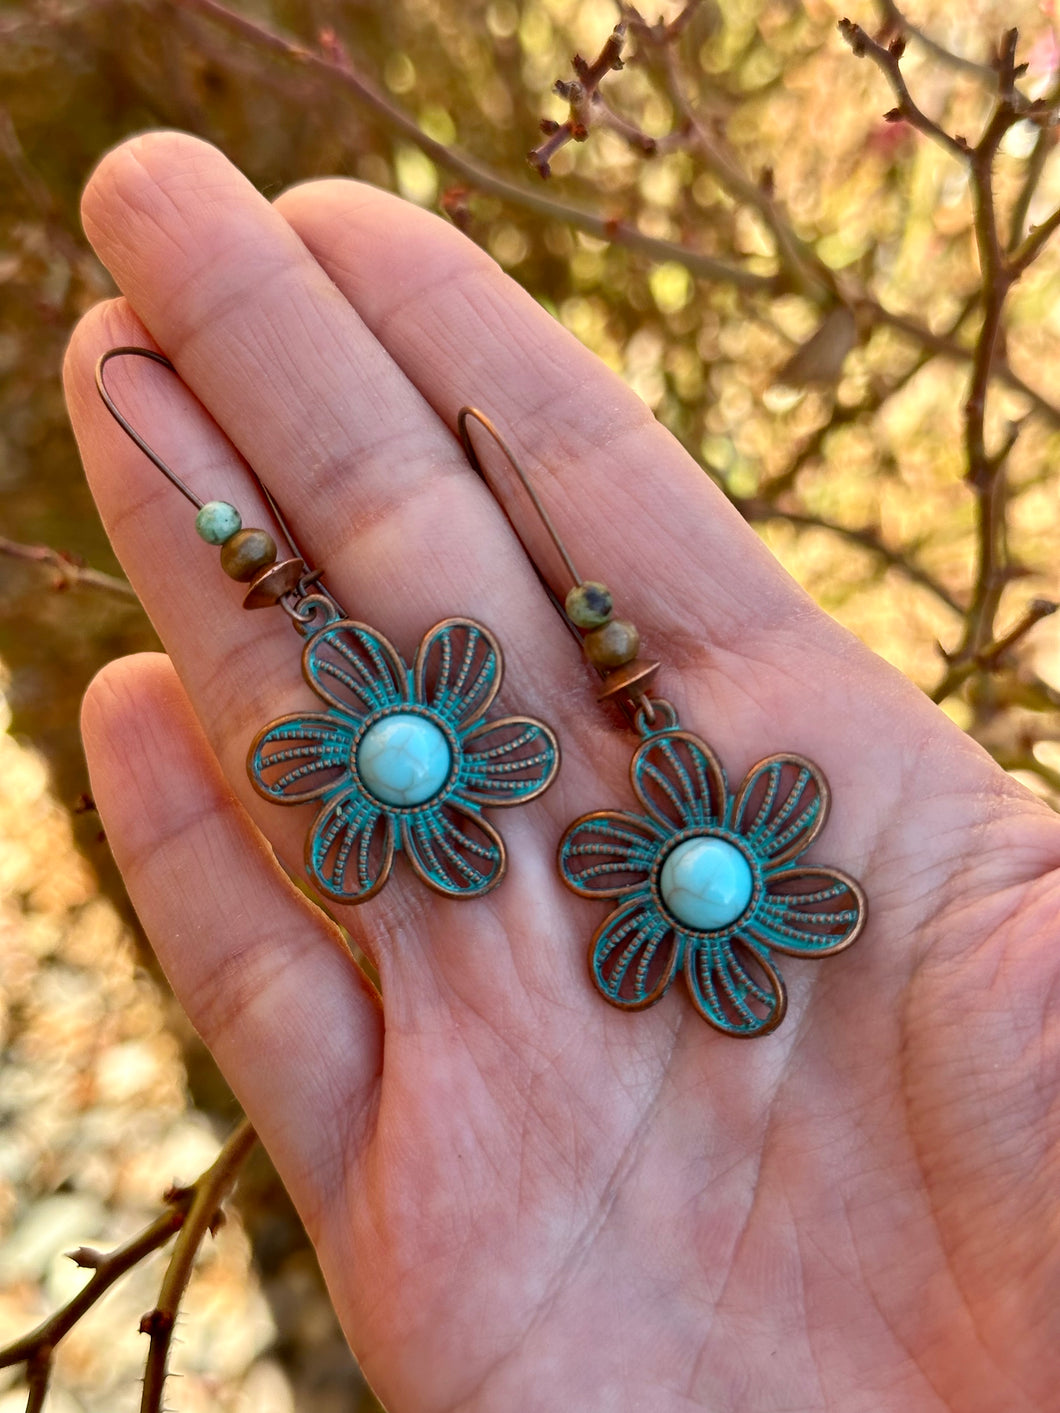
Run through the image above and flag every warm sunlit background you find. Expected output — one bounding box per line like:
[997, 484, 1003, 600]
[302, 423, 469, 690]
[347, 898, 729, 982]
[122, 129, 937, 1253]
[2, 0, 1060, 1407]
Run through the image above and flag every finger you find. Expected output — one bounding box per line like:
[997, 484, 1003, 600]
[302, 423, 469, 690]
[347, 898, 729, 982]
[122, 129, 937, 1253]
[78, 132, 575, 695]
[81, 652, 383, 1224]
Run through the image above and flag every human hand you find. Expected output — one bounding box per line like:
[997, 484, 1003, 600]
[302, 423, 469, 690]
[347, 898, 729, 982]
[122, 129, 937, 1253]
[66, 132, 1060, 1412]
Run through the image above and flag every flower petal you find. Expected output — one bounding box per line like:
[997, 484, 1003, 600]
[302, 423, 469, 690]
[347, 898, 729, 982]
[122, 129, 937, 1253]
[559, 810, 665, 897]
[630, 730, 727, 833]
[400, 800, 505, 897]
[247, 712, 354, 803]
[303, 620, 407, 719]
[590, 895, 680, 1010]
[749, 866, 865, 957]
[414, 619, 501, 729]
[459, 715, 559, 807]
[307, 789, 395, 903]
[731, 754, 829, 865]
[683, 936, 786, 1037]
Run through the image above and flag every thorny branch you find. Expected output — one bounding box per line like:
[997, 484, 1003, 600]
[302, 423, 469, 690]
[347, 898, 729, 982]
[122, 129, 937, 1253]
[840, 19, 1060, 708]
[931, 598, 1059, 703]
[873, 0, 996, 79]
[0, 1118, 256, 1413]
[139, 1119, 257, 1413]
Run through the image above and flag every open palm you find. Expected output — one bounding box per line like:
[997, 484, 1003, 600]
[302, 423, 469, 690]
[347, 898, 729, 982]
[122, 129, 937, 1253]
[67, 133, 1060, 1412]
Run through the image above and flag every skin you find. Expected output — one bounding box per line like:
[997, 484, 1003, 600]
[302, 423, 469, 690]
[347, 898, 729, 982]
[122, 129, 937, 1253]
[65, 132, 1060, 1413]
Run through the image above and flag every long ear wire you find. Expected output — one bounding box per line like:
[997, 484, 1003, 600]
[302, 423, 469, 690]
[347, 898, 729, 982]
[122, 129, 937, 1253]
[96, 347, 205, 508]
[457, 406, 584, 591]
[95, 346, 306, 567]
[457, 405, 661, 720]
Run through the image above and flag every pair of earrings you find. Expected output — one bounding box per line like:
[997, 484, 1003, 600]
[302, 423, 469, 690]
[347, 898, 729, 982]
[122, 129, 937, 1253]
[97, 349, 866, 1038]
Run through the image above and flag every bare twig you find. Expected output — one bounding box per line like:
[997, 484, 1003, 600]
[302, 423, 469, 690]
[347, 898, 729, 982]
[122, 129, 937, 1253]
[1010, 203, 1060, 273]
[931, 598, 1058, 703]
[629, 3, 837, 300]
[0, 536, 139, 600]
[0, 1119, 256, 1412]
[873, 0, 996, 79]
[954, 34, 1023, 669]
[0, 1204, 191, 1374]
[172, 0, 1060, 427]
[840, 20, 1059, 705]
[1007, 94, 1060, 251]
[140, 1119, 257, 1413]
[838, 21, 969, 159]
[528, 23, 630, 177]
[762, 290, 982, 506]
[173, 0, 775, 295]
[867, 303, 1060, 425]
[733, 496, 964, 613]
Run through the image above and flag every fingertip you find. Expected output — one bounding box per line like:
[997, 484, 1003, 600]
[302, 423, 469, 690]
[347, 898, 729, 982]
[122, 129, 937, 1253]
[273, 174, 379, 222]
[81, 652, 182, 779]
[81, 130, 227, 244]
[274, 176, 495, 289]
[63, 297, 149, 423]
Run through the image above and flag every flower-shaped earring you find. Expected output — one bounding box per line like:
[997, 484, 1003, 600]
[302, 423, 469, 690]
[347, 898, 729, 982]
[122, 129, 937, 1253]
[96, 349, 559, 905]
[559, 737, 864, 1035]
[248, 618, 557, 900]
[459, 407, 866, 1038]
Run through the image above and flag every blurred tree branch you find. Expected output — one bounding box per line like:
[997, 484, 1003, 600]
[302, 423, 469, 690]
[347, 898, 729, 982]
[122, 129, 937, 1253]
[171, 0, 1060, 432]
[732, 496, 965, 616]
[174, 0, 773, 294]
[873, 0, 997, 78]
[841, 19, 1060, 707]
[0, 536, 139, 600]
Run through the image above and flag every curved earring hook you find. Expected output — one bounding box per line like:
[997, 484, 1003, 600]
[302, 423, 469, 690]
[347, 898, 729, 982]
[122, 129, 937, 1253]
[459, 405, 665, 718]
[96, 347, 205, 509]
[95, 345, 303, 564]
[458, 406, 585, 594]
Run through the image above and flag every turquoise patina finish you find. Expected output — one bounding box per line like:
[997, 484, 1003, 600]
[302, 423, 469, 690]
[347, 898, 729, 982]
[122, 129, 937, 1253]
[559, 726, 866, 1037]
[660, 835, 753, 931]
[248, 618, 559, 902]
[357, 713, 452, 806]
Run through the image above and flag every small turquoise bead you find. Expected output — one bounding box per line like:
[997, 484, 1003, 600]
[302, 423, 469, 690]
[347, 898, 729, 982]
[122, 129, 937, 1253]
[357, 713, 451, 807]
[195, 501, 242, 545]
[660, 836, 753, 931]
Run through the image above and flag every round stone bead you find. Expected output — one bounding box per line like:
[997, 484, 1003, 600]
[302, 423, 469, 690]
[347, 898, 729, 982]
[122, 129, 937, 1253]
[356, 713, 452, 807]
[660, 836, 753, 931]
[220, 528, 277, 582]
[565, 581, 613, 629]
[584, 619, 640, 669]
[195, 500, 242, 545]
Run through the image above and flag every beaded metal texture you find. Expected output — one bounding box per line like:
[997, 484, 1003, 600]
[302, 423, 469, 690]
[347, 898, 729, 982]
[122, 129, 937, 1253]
[249, 615, 559, 902]
[559, 725, 866, 1038]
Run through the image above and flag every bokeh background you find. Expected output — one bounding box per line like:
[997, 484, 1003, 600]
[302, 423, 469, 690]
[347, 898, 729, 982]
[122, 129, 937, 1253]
[2, 0, 1060, 1407]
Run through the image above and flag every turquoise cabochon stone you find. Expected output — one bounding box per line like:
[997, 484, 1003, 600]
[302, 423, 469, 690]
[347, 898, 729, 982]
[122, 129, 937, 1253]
[660, 836, 754, 931]
[356, 713, 452, 807]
